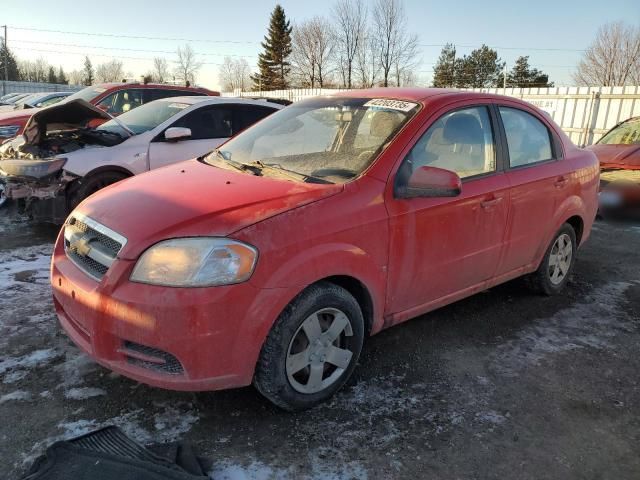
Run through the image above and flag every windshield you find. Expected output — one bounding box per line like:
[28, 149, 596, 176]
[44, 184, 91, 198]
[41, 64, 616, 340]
[204, 97, 417, 183]
[97, 100, 190, 136]
[65, 85, 109, 103]
[598, 118, 640, 145]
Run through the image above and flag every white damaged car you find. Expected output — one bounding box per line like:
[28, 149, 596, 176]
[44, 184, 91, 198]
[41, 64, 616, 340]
[0, 96, 282, 222]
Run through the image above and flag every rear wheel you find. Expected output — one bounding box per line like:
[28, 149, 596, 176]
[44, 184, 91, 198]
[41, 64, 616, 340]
[526, 223, 577, 295]
[254, 282, 364, 411]
[68, 171, 129, 210]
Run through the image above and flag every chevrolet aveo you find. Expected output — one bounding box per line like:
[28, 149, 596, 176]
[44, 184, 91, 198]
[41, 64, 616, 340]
[51, 88, 599, 410]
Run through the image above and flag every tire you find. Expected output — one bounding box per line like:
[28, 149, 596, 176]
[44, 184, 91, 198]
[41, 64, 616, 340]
[254, 281, 365, 411]
[525, 223, 577, 296]
[68, 171, 129, 211]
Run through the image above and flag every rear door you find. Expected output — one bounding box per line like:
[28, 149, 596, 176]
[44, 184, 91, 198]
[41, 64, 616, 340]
[497, 104, 570, 273]
[385, 102, 511, 318]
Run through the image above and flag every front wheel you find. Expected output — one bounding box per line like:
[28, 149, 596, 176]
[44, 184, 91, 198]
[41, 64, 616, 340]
[526, 223, 577, 295]
[68, 171, 129, 211]
[254, 282, 364, 411]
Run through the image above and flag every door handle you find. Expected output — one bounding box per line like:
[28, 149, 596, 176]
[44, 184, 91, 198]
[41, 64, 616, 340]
[480, 197, 503, 209]
[554, 176, 569, 188]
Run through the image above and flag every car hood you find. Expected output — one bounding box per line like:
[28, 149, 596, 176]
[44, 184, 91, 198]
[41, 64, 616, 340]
[79, 159, 343, 260]
[22, 99, 112, 146]
[587, 144, 640, 169]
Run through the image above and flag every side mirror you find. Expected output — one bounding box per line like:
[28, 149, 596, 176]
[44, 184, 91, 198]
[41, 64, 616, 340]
[164, 127, 192, 141]
[399, 166, 462, 198]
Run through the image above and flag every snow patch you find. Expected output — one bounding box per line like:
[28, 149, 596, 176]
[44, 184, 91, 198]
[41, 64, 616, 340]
[0, 390, 32, 403]
[493, 281, 635, 374]
[64, 387, 107, 400]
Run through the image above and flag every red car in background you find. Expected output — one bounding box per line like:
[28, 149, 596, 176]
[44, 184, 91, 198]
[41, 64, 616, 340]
[51, 89, 599, 410]
[587, 116, 640, 217]
[0, 82, 219, 141]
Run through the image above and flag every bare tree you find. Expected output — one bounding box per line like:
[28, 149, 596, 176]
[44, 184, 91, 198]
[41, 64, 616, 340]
[218, 57, 252, 92]
[67, 69, 84, 86]
[372, 0, 419, 87]
[574, 22, 640, 86]
[152, 57, 170, 83]
[95, 60, 124, 82]
[355, 30, 380, 87]
[332, 0, 367, 88]
[291, 17, 335, 87]
[175, 44, 202, 85]
[19, 58, 49, 82]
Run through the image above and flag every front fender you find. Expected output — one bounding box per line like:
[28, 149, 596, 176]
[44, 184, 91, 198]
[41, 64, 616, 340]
[255, 242, 388, 335]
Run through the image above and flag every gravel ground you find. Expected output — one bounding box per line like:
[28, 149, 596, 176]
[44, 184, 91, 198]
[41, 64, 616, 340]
[1, 209, 639, 479]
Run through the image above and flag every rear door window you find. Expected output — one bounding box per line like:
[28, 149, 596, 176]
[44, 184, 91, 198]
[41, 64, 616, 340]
[232, 104, 278, 134]
[97, 89, 144, 115]
[499, 107, 554, 167]
[172, 105, 233, 139]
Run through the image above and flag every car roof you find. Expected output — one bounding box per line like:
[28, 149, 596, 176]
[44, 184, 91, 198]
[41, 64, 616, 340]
[332, 87, 520, 104]
[154, 96, 285, 108]
[94, 82, 214, 92]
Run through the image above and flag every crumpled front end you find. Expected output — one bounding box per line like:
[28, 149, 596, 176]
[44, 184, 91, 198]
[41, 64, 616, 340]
[0, 99, 124, 221]
[0, 155, 78, 221]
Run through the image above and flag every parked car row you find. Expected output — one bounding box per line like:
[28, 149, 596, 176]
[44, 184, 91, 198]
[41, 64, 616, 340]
[0, 82, 219, 141]
[0, 96, 281, 221]
[29, 88, 598, 410]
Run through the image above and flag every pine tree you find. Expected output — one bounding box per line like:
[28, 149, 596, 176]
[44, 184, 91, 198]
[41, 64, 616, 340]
[83, 56, 94, 86]
[507, 56, 553, 87]
[47, 66, 57, 84]
[456, 45, 505, 88]
[57, 66, 68, 85]
[252, 4, 292, 90]
[431, 44, 457, 88]
[0, 43, 21, 81]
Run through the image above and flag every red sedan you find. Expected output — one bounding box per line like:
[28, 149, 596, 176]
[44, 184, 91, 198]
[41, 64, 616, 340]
[51, 89, 599, 410]
[587, 116, 640, 217]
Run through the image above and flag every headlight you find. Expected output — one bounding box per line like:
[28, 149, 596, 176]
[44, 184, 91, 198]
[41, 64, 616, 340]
[130, 238, 258, 287]
[0, 125, 21, 138]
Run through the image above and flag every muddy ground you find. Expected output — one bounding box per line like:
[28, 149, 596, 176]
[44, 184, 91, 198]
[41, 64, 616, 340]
[1, 210, 639, 479]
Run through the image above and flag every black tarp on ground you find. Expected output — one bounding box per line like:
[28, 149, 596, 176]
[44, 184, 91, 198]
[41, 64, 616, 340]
[20, 426, 208, 480]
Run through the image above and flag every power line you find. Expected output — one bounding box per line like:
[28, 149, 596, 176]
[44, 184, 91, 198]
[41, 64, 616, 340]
[11, 25, 586, 53]
[11, 39, 258, 59]
[11, 26, 258, 45]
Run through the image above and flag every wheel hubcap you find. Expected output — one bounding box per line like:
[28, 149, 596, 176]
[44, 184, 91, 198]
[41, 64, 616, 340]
[286, 307, 354, 394]
[548, 233, 573, 285]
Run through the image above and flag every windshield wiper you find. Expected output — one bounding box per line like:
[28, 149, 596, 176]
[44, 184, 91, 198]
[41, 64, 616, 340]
[207, 150, 261, 175]
[249, 161, 333, 184]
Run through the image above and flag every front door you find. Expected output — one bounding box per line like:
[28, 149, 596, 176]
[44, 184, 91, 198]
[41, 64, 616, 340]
[385, 104, 510, 318]
[148, 105, 233, 170]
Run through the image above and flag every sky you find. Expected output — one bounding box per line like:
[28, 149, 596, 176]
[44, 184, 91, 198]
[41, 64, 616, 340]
[1, 0, 638, 90]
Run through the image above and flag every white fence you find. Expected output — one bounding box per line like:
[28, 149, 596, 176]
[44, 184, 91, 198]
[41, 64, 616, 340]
[223, 86, 640, 146]
[1, 80, 83, 96]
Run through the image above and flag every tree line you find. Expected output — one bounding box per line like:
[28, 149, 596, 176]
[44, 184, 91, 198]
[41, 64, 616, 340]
[220, 0, 421, 91]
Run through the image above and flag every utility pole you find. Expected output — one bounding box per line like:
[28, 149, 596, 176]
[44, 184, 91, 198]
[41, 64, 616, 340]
[2, 25, 7, 95]
[503, 64, 507, 89]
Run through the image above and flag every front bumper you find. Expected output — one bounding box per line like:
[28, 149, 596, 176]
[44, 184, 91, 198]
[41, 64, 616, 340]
[51, 231, 289, 391]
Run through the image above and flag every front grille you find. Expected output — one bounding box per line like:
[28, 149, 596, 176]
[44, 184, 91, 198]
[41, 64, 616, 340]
[64, 213, 127, 281]
[123, 341, 184, 375]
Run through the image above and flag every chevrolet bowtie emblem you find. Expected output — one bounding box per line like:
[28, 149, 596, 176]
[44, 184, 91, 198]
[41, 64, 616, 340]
[71, 237, 92, 257]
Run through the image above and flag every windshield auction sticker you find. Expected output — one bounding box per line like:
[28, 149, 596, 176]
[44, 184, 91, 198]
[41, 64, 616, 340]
[363, 99, 418, 112]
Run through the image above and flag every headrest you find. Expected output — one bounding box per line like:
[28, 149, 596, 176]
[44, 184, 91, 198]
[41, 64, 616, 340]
[443, 113, 483, 144]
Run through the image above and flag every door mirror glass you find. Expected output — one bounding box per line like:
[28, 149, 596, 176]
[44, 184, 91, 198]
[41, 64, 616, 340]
[164, 127, 192, 141]
[400, 166, 462, 198]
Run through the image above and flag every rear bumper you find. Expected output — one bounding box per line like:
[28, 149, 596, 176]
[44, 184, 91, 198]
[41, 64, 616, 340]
[51, 232, 291, 391]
